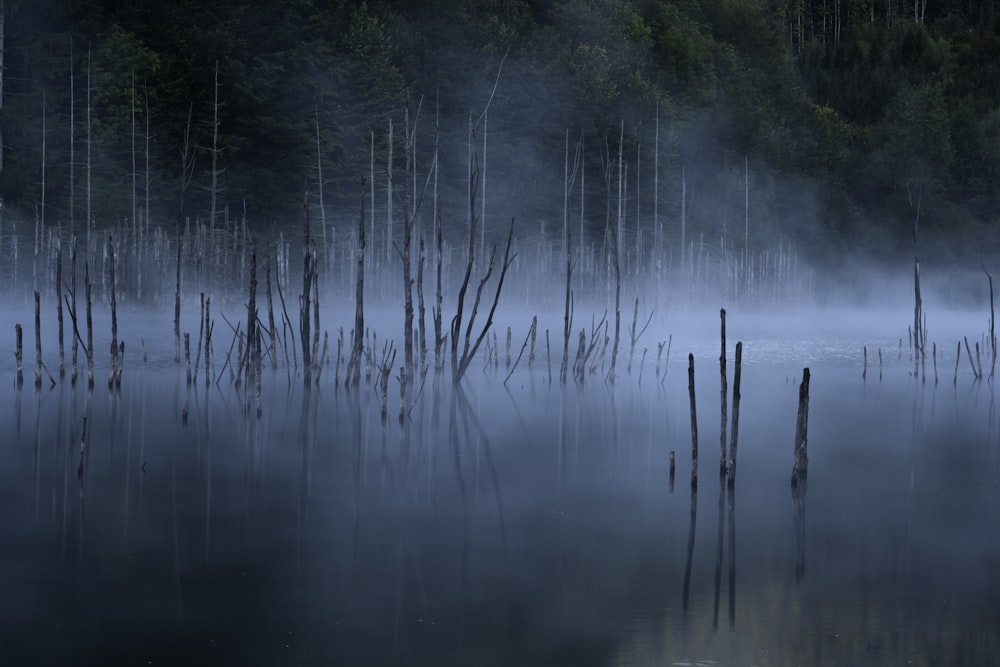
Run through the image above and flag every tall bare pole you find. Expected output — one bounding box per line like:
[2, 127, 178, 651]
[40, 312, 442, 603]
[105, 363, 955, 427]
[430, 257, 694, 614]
[609, 121, 623, 382]
[40, 92, 46, 233]
[635, 133, 641, 274]
[0, 0, 5, 212]
[370, 130, 375, 265]
[209, 61, 221, 240]
[433, 92, 443, 369]
[69, 42, 75, 228]
[131, 70, 137, 247]
[315, 107, 328, 275]
[579, 133, 585, 260]
[347, 177, 366, 386]
[386, 118, 393, 265]
[561, 129, 572, 383]
[680, 166, 686, 276]
[480, 109, 487, 262]
[143, 82, 150, 245]
[654, 104, 659, 259]
[86, 51, 92, 253]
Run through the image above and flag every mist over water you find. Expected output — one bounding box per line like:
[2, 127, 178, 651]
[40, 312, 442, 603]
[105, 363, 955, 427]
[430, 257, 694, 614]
[2, 264, 999, 666]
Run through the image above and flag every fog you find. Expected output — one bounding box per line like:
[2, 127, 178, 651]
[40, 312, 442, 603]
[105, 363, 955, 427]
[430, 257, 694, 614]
[1, 239, 999, 665]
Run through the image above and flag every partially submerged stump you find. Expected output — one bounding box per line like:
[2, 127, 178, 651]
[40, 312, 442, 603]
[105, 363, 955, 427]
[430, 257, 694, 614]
[791, 368, 811, 487]
[688, 353, 698, 489]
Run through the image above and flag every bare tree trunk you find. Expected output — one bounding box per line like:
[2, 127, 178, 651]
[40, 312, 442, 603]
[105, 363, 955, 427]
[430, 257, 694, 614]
[433, 95, 444, 370]
[0, 0, 4, 209]
[315, 107, 328, 281]
[417, 235, 426, 366]
[179, 102, 195, 223]
[86, 51, 92, 255]
[245, 242, 258, 388]
[680, 166, 686, 277]
[402, 108, 414, 379]
[609, 122, 623, 382]
[131, 71, 137, 263]
[68, 45, 74, 228]
[300, 188, 313, 383]
[209, 61, 221, 243]
[57, 238, 64, 376]
[70, 236, 78, 384]
[107, 236, 119, 387]
[688, 353, 698, 488]
[386, 118, 393, 266]
[40, 93, 46, 240]
[728, 341, 743, 487]
[719, 308, 727, 474]
[347, 178, 366, 386]
[561, 130, 573, 384]
[791, 368, 811, 487]
[174, 237, 181, 363]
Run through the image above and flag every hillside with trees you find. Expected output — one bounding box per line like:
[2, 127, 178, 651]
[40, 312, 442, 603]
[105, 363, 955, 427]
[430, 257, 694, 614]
[2, 0, 999, 268]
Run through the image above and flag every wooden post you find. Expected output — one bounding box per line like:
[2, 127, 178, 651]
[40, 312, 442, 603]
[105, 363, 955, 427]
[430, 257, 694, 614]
[56, 240, 64, 377]
[70, 237, 78, 384]
[863, 345, 867, 381]
[34, 291, 42, 387]
[791, 368, 810, 487]
[688, 353, 698, 488]
[85, 261, 94, 387]
[174, 234, 181, 363]
[15, 323, 23, 385]
[204, 297, 212, 386]
[108, 236, 118, 387]
[728, 341, 742, 487]
[184, 333, 191, 385]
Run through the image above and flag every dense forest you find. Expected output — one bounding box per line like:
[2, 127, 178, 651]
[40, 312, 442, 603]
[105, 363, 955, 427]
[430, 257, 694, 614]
[2, 0, 999, 267]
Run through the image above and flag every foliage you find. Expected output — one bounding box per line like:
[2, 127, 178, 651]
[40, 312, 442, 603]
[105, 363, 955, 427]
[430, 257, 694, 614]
[0, 0, 999, 264]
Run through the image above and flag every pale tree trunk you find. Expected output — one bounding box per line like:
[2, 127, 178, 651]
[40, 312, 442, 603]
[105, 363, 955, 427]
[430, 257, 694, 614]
[41, 92, 46, 234]
[209, 61, 221, 241]
[86, 51, 92, 254]
[386, 118, 393, 265]
[69, 43, 74, 228]
[315, 107, 328, 279]
[345, 177, 365, 386]
[144, 82, 150, 261]
[0, 0, 5, 216]
[179, 102, 194, 222]
[131, 70, 137, 255]
[680, 166, 686, 277]
[609, 121, 623, 383]
[480, 109, 486, 262]
[654, 105, 659, 261]
[433, 94, 443, 370]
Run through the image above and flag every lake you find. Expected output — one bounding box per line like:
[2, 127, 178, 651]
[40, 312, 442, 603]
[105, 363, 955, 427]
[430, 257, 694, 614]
[1, 303, 998, 666]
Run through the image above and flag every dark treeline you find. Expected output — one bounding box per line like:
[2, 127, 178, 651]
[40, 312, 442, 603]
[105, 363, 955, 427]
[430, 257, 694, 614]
[2, 0, 999, 267]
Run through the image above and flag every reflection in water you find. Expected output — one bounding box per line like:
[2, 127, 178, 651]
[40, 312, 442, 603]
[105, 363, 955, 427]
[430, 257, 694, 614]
[793, 479, 807, 583]
[682, 483, 697, 613]
[712, 476, 723, 629]
[2, 361, 1000, 665]
[727, 485, 736, 629]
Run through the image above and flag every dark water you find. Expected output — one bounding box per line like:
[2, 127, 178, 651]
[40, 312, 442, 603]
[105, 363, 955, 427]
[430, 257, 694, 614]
[2, 308, 999, 666]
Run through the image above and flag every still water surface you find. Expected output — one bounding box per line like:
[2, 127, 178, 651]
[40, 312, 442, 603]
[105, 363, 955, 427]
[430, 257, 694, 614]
[1, 307, 998, 666]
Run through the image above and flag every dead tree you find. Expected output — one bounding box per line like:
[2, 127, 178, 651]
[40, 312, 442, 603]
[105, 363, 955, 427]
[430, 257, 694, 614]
[300, 186, 314, 383]
[451, 219, 516, 383]
[346, 178, 366, 386]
